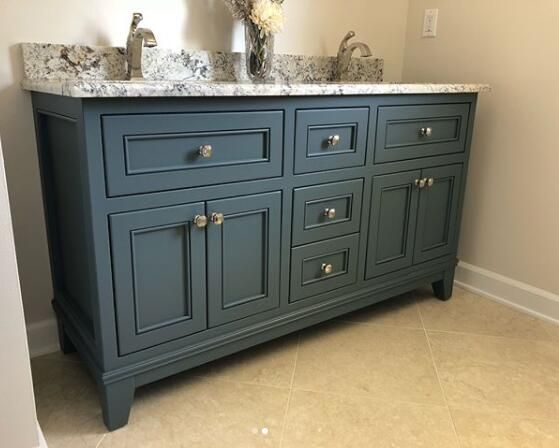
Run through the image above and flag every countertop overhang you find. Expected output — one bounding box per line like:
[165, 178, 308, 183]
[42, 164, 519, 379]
[22, 79, 490, 98]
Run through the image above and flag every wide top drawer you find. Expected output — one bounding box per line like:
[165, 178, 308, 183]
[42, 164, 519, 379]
[374, 103, 471, 163]
[102, 111, 283, 196]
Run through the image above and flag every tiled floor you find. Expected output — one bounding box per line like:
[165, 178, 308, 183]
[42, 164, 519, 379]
[32, 286, 559, 448]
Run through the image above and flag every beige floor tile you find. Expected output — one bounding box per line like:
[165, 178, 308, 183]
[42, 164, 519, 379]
[340, 292, 423, 329]
[429, 331, 559, 420]
[188, 334, 298, 388]
[282, 390, 459, 448]
[31, 357, 106, 448]
[417, 286, 553, 341]
[542, 320, 559, 343]
[293, 321, 445, 405]
[100, 375, 289, 448]
[451, 408, 559, 448]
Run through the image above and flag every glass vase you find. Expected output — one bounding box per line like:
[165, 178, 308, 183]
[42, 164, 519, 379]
[245, 21, 274, 82]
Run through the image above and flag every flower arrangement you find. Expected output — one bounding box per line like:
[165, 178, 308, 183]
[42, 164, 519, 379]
[222, 0, 286, 80]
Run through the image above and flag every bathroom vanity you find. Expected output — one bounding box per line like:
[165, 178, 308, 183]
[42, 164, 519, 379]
[23, 43, 488, 430]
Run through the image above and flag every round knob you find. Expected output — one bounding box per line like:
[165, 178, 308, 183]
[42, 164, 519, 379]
[321, 263, 333, 275]
[327, 135, 341, 147]
[420, 127, 433, 137]
[416, 178, 427, 189]
[199, 144, 213, 158]
[193, 215, 208, 229]
[211, 212, 225, 225]
[427, 177, 435, 187]
[324, 208, 337, 220]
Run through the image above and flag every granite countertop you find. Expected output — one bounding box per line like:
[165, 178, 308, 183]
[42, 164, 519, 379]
[20, 43, 490, 98]
[21, 78, 491, 98]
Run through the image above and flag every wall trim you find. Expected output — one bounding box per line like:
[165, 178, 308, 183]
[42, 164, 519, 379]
[27, 318, 59, 358]
[455, 261, 559, 325]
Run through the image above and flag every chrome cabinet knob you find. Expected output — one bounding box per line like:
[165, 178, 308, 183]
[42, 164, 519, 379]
[427, 177, 435, 187]
[211, 212, 225, 225]
[324, 208, 337, 220]
[415, 178, 427, 189]
[321, 263, 334, 275]
[327, 135, 341, 147]
[193, 215, 208, 229]
[199, 144, 213, 158]
[419, 127, 433, 137]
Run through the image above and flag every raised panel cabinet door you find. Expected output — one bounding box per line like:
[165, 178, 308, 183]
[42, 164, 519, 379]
[110, 203, 207, 356]
[414, 164, 463, 263]
[365, 170, 421, 279]
[206, 191, 282, 327]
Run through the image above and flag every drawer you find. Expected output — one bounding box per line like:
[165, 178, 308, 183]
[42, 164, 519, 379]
[102, 111, 283, 196]
[294, 108, 369, 173]
[374, 103, 471, 163]
[290, 234, 359, 302]
[292, 179, 363, 246]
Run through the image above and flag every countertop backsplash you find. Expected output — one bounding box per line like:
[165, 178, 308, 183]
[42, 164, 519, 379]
[21, 43, 384, 84]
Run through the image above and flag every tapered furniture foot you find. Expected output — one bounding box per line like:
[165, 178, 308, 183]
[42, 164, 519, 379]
[56, 318, 77, 354]
[99, 378, 136, 431]
[432, 267, 456, 301]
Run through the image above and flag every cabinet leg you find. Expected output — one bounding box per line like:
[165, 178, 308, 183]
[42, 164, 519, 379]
[56, 318, 76, 354]
[432, 268, 456, 301]
[99, 378, 136, 431]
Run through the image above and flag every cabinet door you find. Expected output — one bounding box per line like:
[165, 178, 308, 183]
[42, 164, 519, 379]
[207, 192, 282, 327]
[365, 171, 421, 279]
[110, 203, 207, 355]
[414, 165, 463, 263]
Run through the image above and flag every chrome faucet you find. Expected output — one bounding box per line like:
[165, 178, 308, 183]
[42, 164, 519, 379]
[336, 31, 372, 81]
[126, 13, 158, 80]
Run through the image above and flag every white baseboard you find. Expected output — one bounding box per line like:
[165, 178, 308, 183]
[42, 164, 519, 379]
[26, 318, 59, 358]
[455, 261, 559, 325]
[37, 422, 48, 448]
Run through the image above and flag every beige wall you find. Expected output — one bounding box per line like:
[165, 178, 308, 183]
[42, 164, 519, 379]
[0, 141, 39, 448]
[403, 1, 559, 294]
[0, 0, 408, 326]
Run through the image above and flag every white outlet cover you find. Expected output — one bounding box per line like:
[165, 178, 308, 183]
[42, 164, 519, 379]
[423, 8, 439, 37]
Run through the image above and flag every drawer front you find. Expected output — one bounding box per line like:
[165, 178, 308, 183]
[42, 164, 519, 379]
[290, 234, 359, 302]
[103, 111, 283, 196]
[292, 179, 364, 246]
[294, 108, 369, 173]
[375, 103, 471, 163]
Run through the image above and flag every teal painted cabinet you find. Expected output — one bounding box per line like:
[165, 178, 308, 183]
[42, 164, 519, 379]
[31, 93, 478, 431]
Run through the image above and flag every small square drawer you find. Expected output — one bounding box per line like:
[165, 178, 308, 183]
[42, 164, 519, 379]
[102, 111, 283, 196]
[375, 103, 471, 163]
[290, 234, 359, 303]
[294, 108, 369, 174]
[292, 179, 364, 246]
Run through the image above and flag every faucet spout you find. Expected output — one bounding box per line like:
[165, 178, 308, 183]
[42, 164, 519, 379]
[126, 12, 158, 80]
[336, 31, 372, 82]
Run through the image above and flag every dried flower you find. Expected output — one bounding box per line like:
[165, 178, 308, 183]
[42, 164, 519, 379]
[249, 0, 284, 36]
[221, 0, 251, 21]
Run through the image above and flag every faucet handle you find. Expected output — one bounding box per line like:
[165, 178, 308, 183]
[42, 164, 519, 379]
[338, 31, 356, 55]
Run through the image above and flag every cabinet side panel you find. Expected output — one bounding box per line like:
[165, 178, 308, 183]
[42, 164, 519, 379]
[37, 111, 94, 333]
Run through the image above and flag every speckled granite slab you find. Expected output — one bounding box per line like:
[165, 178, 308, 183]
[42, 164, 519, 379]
[21, 43, 490, 98]
[21, 43, 383, 83]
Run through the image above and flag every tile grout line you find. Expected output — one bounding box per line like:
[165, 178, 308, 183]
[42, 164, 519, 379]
[416, 293, 463, 448]
[278, 332, 300, 448]
[95, 433, 107, 448]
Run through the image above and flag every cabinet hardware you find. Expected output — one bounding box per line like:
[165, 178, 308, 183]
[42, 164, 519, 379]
[210, 212, 225, 225]
[198, 144, 213, 158]
[327, 135, 341, 147]
[324, 208, 337, 219]
[193, 215, 208, 228]
[321, 263, 334, 275]
[427, 177, 435, 187]
[415, 178, 427, 189]
[419, 127, 433, 137]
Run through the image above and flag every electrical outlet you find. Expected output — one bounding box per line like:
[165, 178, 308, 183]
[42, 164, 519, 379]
[423, 8, 439, 37]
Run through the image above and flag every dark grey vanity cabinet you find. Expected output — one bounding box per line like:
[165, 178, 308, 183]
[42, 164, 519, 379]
[31, 93, 477, 430]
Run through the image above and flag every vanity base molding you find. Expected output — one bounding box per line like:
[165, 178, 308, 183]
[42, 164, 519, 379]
[31, 93, 477, 430]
